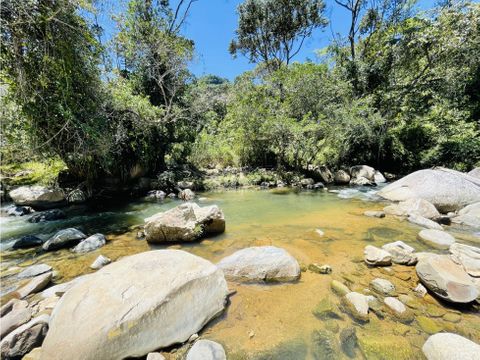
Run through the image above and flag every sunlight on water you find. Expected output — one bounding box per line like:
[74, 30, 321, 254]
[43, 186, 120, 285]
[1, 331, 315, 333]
[1, 188, 479, 359]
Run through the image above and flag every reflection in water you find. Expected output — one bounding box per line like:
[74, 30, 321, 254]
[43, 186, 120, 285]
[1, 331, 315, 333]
[1, 189, 479, 359]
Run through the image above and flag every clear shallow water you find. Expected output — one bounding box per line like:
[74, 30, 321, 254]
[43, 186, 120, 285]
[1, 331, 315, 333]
[1, 187, 479, 359]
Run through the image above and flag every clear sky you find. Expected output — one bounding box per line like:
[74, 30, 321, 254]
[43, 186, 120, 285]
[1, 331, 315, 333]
[100, 0, 440, 80]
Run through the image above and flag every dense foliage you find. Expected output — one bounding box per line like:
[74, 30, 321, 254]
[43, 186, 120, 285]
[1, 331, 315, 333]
[1, 0, 478, 188]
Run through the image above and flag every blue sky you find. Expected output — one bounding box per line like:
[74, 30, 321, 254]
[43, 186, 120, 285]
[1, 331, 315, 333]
[100, 0, 440, 80]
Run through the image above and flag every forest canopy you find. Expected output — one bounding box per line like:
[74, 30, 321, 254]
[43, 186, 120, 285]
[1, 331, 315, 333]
[1, 0, 479, 187]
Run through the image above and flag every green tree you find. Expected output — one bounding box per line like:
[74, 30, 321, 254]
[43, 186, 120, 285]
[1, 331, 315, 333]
[229, 0, 328, 72]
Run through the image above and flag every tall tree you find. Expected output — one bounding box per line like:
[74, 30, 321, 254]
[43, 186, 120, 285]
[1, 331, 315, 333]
[229, 0, 328, 72]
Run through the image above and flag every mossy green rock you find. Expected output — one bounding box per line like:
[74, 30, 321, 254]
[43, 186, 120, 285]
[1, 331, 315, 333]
[443, 312, 461, 323]
[312, 297, 342, 320]
[330, 280, 350, 296]
[416, 316, 443, 334]
[425, 303, 447, 317]
[311, 330, 338, 360]
[357, 333, 414, 360]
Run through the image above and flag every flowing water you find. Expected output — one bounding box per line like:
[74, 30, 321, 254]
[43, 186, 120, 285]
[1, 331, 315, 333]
[1, 187, 479, 359]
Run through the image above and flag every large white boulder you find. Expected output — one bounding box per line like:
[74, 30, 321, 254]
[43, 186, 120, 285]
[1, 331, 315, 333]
[217, 246, 300, 283]
[40, 250, 229, 360]
[417, 229, 456, 249]
[9, 186, 66, 209]
[350, 165, 375, 181]
[468, 167, 480, 179]
[449, 243, 480, 277]
[378, 168, 480, 212]
[422, 333, 480, 360]
[144, 203, 225, 243]
[383, 198, 440, 219]
[416, 255, 478, 303]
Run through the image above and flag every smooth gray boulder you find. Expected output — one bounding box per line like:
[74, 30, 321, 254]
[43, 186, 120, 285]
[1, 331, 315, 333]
[374, 171, 386, 183]
[90, 255, 111, 270]
[9, 186, 66, 209]
[422, 333, 480, 360]
[449, 243, 480, 277]
[179, 189, 195, 201]
[0, 300, 31, 338]
[40, 250, 228, 360]
[383, 198, 440, 219]
[186, 340, 226, 360]
[350, 165, 375, 182]
[408, 214, 443, 230]
[364, 245, 392, 266]
[18, 264, 52, 279]
[416, 255, 478, 303]
[0, 314, 50, 360]
[468, 167, 480, 179]
[217, 246, 300, 283]
[418, 229, 455, 249]
[144, 203, 225, 243]
[16, 272, 52, 299]
[42, 228, 86, 251]
[72, 233, 106, 253]
[377, 168, 480, 212]
[452, 202, 480, 228]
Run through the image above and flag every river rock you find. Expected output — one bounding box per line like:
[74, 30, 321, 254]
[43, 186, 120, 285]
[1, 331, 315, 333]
[147, 190, 166, 200]
[67, 188, 87, 204]
[408, 214, 443, 230]
[28, 209, 66, 223]
[452, 202, 480, 228]
[16, 272, 52, 299]
[416, 255, 478, 303]
[186, 340, 226, 360]
[40, 250, 228, 360]
[146, 353, 166, 360]
[0, 314, 49, 360]
[12, 235, 43, 250]
[334, 170, 350, 184]
[72, 233, 106, 253]
[449, 243, 480, 277]
[384, 297, 413, 322]
[40, 275, 90, 299]
[371, 278, 395, 295]
[330, 280, 351, 296]
[179, 189, 195, 201]
[382, 241, 417, 265]
[350, 176, 374, 186]
[343, 292, 369, 322]
[144, 203, 225, 243]
[217, 246, 300, 282]
[384, 198, 440, 219]
[374, 171, 386, 183]
[6, 205, 34, 216]
[364, 245, 392, 266]
[316, 165, 334, 184]
[9, 186, 66, 209]
[350, 165, 375, 182]
[18, 264, 52, 279]
[414, 283, 428, 298]
[417, 229, 455, 249]
[422, 332, 480, 360]
[364, 210, 385, 218]
[377, 168, 480, 212]
[90, 255, 111, 270]
[0, 300, 31, 338]
[42, 228, 86, 251]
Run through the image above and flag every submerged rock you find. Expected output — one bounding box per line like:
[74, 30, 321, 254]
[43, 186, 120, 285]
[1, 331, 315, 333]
[309, 263, 332, 274]
[144, 203, 225, 243]
[422, 333, 480, 360]
[377, 168, 480, 212]
[363, 211, 385, 218]
[42, 228, 86, 251]
[416, 255, 478, 303]
[28, 209, 66, 223]
[417, 229, 455, 249]
[449, 243, 480, 277]
[311, 330, 338, 360]
[383, 297, 414, 323]
[370, 278, 395, 296]
[312, 297, 342, 320]
[339, 327, 357, 358]
[217, 246, 300, 283]
[186, 340, 226, 360]
[12, 235, 43, 250]
[72, 233, 106, 253]
[357, 333, 414, 360]
[40, 250, 228, 360]
[364, 245, 392, 266]
[9, 186, 66, 209]
[330, 280, 351, 296]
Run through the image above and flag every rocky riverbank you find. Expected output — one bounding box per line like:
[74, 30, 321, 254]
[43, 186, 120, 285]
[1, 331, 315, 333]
[0, 166, 479, 359]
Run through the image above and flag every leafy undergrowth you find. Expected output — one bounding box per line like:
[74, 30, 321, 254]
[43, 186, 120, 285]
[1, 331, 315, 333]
[0, 158, 67, 187]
